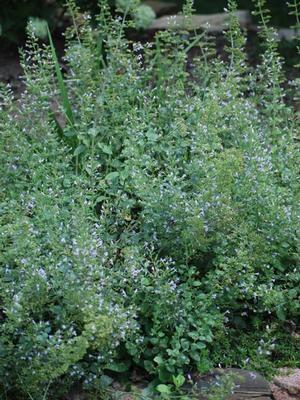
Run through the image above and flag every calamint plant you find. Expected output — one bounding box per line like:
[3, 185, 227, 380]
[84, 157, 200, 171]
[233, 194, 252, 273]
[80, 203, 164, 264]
[0, 0, 299, 398]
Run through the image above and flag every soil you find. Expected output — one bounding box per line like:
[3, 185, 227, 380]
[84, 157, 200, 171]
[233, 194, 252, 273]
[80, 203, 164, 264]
[0, 45, 24, 95]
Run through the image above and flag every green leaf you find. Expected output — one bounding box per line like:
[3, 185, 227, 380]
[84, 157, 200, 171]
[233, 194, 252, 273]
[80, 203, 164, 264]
[192, 281, 201, 287]
[191, 352, 200, 362]
[289, 289, 298, 298]
[95, 195, 107, 203]
[144, 360, 155, 371]
[106, 361, 130, 373]
[89, 128, 98, 137]
[146, 131, 159, 141]
[98, 142, 113, 155]
[142, 379, 160, 397]
[154, 355, 164, 365]
[141, 277, 150, 286]
[64, 129, 76, 138]
[74, 144, 86, 157]
[63, 178, 71, 188]
[99, 375, 113, 387]
[105, 172, 119, 181]
[276, 308, 286, 321]
[172, 374, 185, 389]
[156, 384, 171, 394]
[158, 367, 172, 382]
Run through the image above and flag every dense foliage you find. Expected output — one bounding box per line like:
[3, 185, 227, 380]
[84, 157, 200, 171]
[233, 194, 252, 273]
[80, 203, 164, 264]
[0, 0, 300, 398]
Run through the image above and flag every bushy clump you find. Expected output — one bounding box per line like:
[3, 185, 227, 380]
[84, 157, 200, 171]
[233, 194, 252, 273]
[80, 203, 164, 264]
[0, 0, 300, 398]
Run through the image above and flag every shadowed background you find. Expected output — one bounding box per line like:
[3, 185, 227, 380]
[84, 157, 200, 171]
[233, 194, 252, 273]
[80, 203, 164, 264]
[0, 0, 294, 45]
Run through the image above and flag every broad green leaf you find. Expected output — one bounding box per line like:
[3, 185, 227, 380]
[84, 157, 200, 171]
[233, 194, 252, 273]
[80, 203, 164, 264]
[276, 308, 286, 321]
[106, 361, 130, 373]
[158, 367, 172, 382]
[156, 384, 171, 394]
[105, 172, 119, 181]
[74, 144, 86, 157]
[99, 375, 113, 387]
[154, 355, 164, 365]
[98, 142, 113, 155]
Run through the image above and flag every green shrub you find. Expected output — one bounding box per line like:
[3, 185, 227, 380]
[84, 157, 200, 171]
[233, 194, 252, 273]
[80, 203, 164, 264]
[0, 0, 300, 398]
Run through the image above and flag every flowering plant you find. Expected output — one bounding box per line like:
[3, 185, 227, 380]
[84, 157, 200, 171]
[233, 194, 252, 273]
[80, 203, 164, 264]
[0, 0, 299, 398]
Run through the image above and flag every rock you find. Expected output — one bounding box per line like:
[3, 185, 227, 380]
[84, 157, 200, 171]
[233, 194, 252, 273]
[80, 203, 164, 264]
[192, 368, 272, 400]
[270, 384, 299, 400]
[119, 395, 135, 400]
[142, 1, 179, 17]
[112, 381, 122, 390]
[277, 29, 300, 41]
[273, 369, 300, 396]
[148, 10, 251, 31]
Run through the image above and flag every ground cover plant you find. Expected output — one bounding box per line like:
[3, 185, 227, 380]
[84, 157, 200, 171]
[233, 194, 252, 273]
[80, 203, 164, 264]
[0, 0, 300, 398]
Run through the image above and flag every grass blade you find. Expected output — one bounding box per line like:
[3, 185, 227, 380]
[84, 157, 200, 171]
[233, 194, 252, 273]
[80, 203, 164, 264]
[47, 25, 74, 126]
